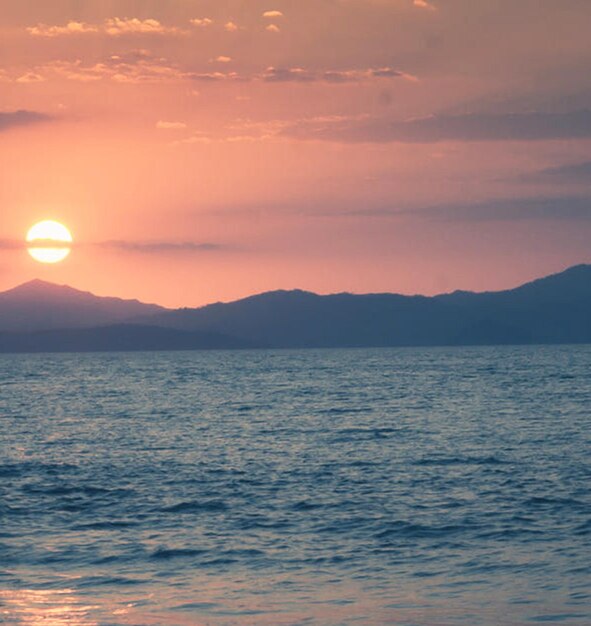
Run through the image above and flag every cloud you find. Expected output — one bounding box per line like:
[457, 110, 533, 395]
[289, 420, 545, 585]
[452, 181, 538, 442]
[0, 238, 72, 251]
[282, 110, 591, 143]
[413, 0, 437, 10]
[156, 121, 187, 130]
[190, 72, 238, 82]
[262, 66, 405, 83]
[174, 116, 358, 145]
[173, 134, 213, 145]
[190, 18, 213, 27]
[332, 196, 591, 222]
[262, 67, 315, 83]
[98, 241, 224, 253]
[0, 110, 51, 133]
[15, 54, 410, 86]
[263, 11, 284, 18]
[224, 21, 239, 32]
[16, 72, 45, 83]
[422, 196, 591, 222]
[27, 21, 99, 37]
[27, 18, 184, 38]
[0, 239, 225, 254]
[266, 24, 281, 33]
[512, 161, 591, 185]
[372, 67, 406, 78]
[104, 17, 183, 36]
[40, 51, 193, 84]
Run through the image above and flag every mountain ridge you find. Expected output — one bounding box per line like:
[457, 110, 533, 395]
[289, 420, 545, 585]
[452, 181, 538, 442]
[140, 264, 591, 348]
[2, 278, 166, 308]
[0, 263, 589, 351]
[0, 278, 167, 332]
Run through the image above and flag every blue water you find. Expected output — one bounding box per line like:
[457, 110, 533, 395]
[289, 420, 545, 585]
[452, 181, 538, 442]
[0, 346, 590, 625]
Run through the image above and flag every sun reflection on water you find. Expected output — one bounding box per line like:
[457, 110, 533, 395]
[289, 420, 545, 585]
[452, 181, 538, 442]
[0, 589, 99, 626]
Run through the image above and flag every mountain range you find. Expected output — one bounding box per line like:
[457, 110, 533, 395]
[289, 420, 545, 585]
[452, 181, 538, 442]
[0, 264, 589, 352]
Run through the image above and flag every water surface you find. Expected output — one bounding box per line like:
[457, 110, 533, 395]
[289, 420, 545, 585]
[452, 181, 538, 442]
[1, 346, 590, 625]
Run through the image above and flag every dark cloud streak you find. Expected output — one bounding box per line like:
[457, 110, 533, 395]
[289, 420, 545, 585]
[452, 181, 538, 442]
[98, 240, 225, 253]
[512, 160, 591, 185]
[0, 239, 226, 253]
[262, 66, 404, 84]
[0, 110, 52, 132]
[283, 110, 591, 143]
[332, 196, 591, 222]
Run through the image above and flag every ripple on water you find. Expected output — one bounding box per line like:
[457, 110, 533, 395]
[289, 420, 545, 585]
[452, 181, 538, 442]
[0, 346, 590, 625]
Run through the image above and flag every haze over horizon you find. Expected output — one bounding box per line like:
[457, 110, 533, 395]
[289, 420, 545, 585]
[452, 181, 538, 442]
[2, 1, 591, 307]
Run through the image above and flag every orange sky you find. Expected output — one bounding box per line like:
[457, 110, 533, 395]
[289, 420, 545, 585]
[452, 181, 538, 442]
[1, 0, 591, 307]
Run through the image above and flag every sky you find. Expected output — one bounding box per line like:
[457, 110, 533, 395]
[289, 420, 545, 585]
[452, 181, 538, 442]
[1, 0, 590, 307]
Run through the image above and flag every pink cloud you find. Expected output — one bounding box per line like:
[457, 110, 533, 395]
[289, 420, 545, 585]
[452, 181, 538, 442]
[27, 21, 99, 37]
[190, 18, 213, 27]
[26, 17, 185, 38]
[413, 0, 437, 11]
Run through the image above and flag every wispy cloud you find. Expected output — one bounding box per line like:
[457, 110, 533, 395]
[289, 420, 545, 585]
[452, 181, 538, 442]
[262, 66, 407, 83]
[413, 0, 437, 11]
[511, 161, 591, 185]
[35, 51, 193, 84]
[156, 120, 187, 130]
[0, 239, 227, 253]
[420, 196, 591, 222]
[190, 18, 214, 27]
[0, 239, 72, 251]
[16, 72, 46, 83]
[172, 133, 214, 145]
[0, 110, 52, 132]
[97, 241, 226, 253]
[282, 110, 591, 143]
[27, 18, 185, 38]
[329, 196, 591, 222]
[8, 55, 409, 86]
[27, 21, 99, 37]
[174, 115, 367, 145]
[104, 18, 184, 36]
[263, 11, 284, 18]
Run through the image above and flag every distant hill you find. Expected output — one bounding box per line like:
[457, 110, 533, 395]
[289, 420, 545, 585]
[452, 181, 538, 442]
[0, 264, 589, 352]
[0, 280, 166, 332]
[142, 264, 591, 348]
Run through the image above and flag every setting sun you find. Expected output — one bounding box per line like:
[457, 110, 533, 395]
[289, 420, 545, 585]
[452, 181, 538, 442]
[26, 220, 73, 264]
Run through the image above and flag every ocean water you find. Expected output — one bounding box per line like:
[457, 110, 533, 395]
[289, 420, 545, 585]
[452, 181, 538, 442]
[0, 346, 590, 626]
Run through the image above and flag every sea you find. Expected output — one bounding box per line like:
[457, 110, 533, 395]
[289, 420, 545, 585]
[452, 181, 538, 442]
[0, 346, 590, 625]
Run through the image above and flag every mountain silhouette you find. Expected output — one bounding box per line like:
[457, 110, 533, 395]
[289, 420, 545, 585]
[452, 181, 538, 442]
[0, 279, 166, 332]
[143, 264, 591, 348]
[0, 264, 589, 352]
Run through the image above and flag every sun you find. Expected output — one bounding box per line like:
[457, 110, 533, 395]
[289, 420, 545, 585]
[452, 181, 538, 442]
[26, 220, 73, 264]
